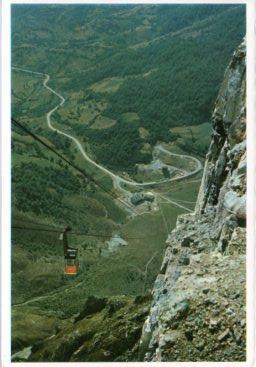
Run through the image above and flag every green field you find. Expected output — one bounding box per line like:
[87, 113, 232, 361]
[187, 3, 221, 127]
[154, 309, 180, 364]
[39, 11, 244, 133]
[170, 122, 213, 157]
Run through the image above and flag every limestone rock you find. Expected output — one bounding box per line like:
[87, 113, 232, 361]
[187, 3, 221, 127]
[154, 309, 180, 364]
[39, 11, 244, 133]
[223, 191, 246, 219]
[139, 41, 246, 362]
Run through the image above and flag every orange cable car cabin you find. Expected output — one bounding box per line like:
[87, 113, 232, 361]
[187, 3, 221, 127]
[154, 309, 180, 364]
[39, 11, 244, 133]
[64, 248, 78, 275]
[61, 226, 79, 276]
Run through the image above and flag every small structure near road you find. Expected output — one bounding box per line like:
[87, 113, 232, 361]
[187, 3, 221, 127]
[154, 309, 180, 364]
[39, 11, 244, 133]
[106, 234, 128, 253]
[130, 191, 155, 206]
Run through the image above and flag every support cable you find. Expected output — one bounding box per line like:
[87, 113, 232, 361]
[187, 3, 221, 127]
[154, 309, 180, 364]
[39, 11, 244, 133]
[11, 224, 155, 240]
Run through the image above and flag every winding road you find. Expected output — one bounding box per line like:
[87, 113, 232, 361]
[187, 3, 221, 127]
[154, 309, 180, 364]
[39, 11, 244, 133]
[12, 66, 202, 211]
[155, 144, 202, 176]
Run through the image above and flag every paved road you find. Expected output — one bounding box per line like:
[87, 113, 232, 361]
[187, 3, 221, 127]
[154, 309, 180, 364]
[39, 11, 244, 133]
[12, 66, 202, 212]
[155, 144, 202, 175]
[13, 66, 202, 191]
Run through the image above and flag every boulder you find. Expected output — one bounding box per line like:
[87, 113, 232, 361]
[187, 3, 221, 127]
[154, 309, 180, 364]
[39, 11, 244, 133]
[224, 191, 246, 220]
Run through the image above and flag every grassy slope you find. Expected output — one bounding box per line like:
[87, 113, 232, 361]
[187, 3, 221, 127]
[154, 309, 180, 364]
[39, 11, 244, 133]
[170, 122, 212, 156]
[11, 71, 175, 313]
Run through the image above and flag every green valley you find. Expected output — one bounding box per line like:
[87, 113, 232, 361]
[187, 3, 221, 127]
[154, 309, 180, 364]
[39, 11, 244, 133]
[10, 3, 245, 362]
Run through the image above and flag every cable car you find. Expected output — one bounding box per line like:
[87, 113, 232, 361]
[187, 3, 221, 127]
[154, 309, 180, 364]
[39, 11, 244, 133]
[64, 248, 78, 275]
[60, 226, 79, 276]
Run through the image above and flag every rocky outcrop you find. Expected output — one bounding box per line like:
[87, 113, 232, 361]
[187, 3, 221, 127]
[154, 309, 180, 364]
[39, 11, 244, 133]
[139, 41, 246, 361]
[22, 294, 151, 362]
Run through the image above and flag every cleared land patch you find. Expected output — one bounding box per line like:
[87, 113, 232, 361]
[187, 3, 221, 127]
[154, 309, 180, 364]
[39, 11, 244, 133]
[139, 127, 150, 139]
[90, 77, 124, 94]
[121, 112, 140, 124]
[170, 122, 212, 156]
[90, 115, 116, 129]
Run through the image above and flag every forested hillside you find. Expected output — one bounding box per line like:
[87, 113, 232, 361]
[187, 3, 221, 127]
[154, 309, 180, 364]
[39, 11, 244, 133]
[12, 4, 245, 170]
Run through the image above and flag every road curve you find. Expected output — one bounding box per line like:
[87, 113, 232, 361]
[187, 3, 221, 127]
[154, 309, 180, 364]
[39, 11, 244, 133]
[155, 144, 202, 173]
[12, 66, 202, 193]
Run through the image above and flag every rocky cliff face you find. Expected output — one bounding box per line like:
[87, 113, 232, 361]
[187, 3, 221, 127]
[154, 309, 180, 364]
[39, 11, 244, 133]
[139, 41, 246, 362]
